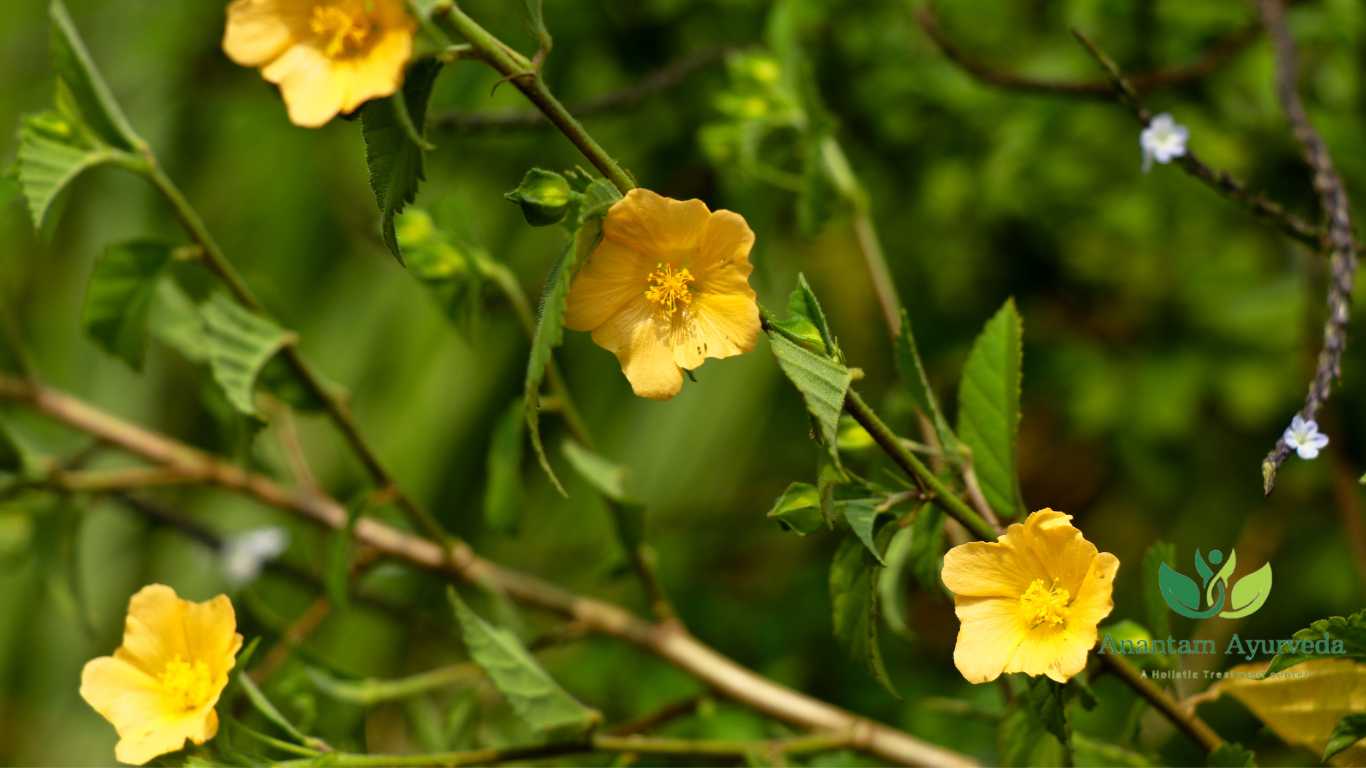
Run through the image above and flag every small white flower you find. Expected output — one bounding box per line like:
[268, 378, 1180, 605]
[221, 526, 290, 587]
[1140, 113, 1189, 172]
[1283, 414, 1329, 460]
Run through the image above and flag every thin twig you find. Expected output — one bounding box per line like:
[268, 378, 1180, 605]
[917, 5, 1258, 99]
[434, 47, 731, 132]
[0, 373, 973, 768]
[607, 694, 706, 736]
[1257, 0, 1358, 494]
[1068, 30, 1325, 252]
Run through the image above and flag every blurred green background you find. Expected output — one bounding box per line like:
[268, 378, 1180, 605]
[1, 0, 1363, 765]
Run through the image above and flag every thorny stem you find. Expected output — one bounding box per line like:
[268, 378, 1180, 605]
[1069, 30, 1325, 252]
[428, 1, 636, 195]
[141, 158, 454, 550]
[917, 5, 1259, 99]
[1256, 0, 1358, 494]
[0, 373, 969, 767]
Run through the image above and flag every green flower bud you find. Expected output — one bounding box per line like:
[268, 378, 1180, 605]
[505, 168, 576, 226]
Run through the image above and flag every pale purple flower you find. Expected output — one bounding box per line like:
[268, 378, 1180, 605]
[1140, 113, 1188, 172]
[1283, 414, 1329, 460]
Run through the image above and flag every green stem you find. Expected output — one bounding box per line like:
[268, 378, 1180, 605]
[306, 662, 479, 706]
[142, 156, 452, 549]
[430, 2, 636, 195]
[843, 390, 997, 541]
[271, 732, 853, 768]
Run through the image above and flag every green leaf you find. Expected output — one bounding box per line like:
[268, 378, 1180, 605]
[1141, 541, 1175, 642]
[362, 59, 442, 265]
[1325, 713, 1366, 762]
[998, 694, 1066, 767]
[767, 325, 851, 467]
[1023, 678, 1071, 751]
[894, 309, 957, 458]
[907, 503, 946, 590]
[148, 280, 211, 363]
[956, 299, 1024, 520]
[236, 670, 315, 747]
[506, 168, 576, 227]
[767, 482, 823, 535]
[878, 519, 920, 639]
[521, 0, 549, 46]
[1266, 609, 1366, 675]
[524, 197, 617, 494]
[769, 273, 840, 358]
[837, 498, 884, 564]
[1221, 562, 1272, 619]
[829, 534, 896, 696]
[484, 400, 526, 535]
[561, 439, 644, 554]
[447, 588, 599, 733]
[48, 0, 138, 150]
[16, 111, 128, 230]
[1206, 742, 1256, 767]
[81, 240, 173, 370]
[200, 293, 294, 417]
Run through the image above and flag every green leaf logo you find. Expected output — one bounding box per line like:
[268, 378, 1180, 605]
[1158, 547, 1272, 620]
[1220, 562, 1273, 619]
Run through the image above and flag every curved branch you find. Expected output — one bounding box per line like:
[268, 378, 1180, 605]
[1069, 31, 1325, 252]
[1257, 0, 1358, 494]
[916, 5, 1258, 99]
[0, 374, 973, 768]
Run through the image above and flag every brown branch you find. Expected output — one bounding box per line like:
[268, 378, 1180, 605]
[0, 374, 972, 768]
[433, 47, 730, 132]
[916, 5, 1258, 99]
[1066, 30, 1325, 253]
[606, 695, 705, 736]
[1257, 0, 1358, 494]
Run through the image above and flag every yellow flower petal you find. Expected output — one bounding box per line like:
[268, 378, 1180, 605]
[565, 238, 654, 333]
[603, 189, 711, 261]
[222, 0, 302, 67]
[591, 301, 683, 400]
[81, 585, 240, 765]
[263, 44, 345, 128]
[335, 26, 412, 115]
[942, 509, 1119, 684]
[564, 188, 760, 398]
[951, 596, 1026, 684]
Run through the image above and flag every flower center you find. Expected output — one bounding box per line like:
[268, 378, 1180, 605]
[644, 263, 695, 318]
[159, 656, 213, 713]
[310, 1, 375, 58]
[1019, 579, 1070, 629]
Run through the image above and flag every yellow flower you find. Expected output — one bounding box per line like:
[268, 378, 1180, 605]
[80, 585, 243, 765]
[223, 0, 415, 128]
[565, 189, 761, 400]
[941, 509, 1119, 684]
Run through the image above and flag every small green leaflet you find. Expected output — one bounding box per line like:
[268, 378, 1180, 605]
[1265, 609, 1366, 675]
[837, 498, 884, 565]
[767, 482, 823, 535]
[200, 293, 294, 417]
[447, 588, 599, 733]
[524, 188, 619, 494]
[956, 299, 1024, 520]
[829, 534, 896, 696]
[81, 240, 172, 370]
[768, 331, 851, 467]
[484, 400, 526, 535]
[561, 439, 644, 554]
[48, 0, 138, 150]
[362, 59, 443, 264]
[148, 281, 211, 363]
[894, 309, 957, 459]
[1206, 742, 1256, 767]
[16, 111, 129, 230]
[768, 273, 840, 358]
[1325, 713, 1366, 762]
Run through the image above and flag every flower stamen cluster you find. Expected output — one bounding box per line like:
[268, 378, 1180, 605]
[644, 263, 695, 318]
